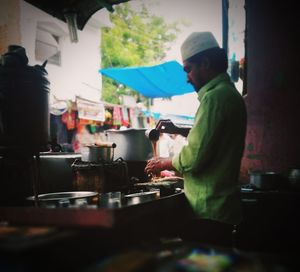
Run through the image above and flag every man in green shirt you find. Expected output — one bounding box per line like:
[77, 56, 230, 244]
[145, 32, 247, 247]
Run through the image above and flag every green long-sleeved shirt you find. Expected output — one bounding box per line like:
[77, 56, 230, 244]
[172, 73, 247, 225]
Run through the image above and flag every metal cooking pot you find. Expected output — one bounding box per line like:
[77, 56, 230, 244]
[249, 171, 283, 190]
[81, 143, 116, 162]
[105, 128, 153, 161]
[288, 168, 300, 190]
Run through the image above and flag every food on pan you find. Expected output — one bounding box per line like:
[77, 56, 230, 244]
[150, 176, 183, 183]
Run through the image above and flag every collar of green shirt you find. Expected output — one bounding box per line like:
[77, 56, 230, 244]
[197, 73, 231, 102]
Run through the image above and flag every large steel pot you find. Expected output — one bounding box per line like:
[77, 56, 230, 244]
[0, 46, 49, 153]
[105, 128, 153, 161]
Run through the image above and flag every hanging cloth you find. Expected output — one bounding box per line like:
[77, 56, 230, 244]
[113, 106, 122, 126]
[62, 111, 77, 130]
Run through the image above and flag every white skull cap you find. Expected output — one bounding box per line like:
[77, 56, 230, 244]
[181, 32, 220, 61]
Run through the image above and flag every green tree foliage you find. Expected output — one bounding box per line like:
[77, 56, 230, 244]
[101, 2, 182, 105]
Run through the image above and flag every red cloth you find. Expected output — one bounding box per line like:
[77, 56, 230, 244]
[129, 108, 135, 126]
[62, 111, 77, 130]
[113, 106, 122, 126]
[121, 107, 130, 126]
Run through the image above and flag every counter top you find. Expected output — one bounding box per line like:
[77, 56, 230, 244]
[0, 192, 191, 231]
[0, 192, 298, 271]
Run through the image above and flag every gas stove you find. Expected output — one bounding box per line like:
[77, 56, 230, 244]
[71, 157, 129, 193]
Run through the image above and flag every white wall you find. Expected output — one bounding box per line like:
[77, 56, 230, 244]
[19, 1, 111, 102]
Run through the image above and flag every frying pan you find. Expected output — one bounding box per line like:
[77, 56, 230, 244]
[27, 191, 98, 207]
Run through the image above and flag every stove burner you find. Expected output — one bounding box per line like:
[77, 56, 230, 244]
[71, 157, 129, 193]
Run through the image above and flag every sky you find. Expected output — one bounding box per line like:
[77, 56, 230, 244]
[129, 0, 223, 63]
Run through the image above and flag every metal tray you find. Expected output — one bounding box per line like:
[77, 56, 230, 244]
[27, 191, 98, 202]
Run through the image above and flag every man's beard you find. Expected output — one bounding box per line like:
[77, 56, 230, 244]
[191, 82, 200, 92]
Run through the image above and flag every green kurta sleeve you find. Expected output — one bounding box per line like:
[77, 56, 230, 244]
[172, 91, 224, 174]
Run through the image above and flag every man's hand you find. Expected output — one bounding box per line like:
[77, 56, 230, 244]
[145, 157, 174, 176]
[156, 119, 178, 134]
[156, 119, 191, 137]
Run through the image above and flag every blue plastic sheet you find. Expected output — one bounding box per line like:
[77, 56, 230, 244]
[99, 61, 194, 98]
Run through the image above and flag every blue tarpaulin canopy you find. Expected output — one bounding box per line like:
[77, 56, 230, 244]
[99, 60, 194, 98]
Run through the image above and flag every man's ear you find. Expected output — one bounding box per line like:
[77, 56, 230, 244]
[200, 57, 210, 69]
